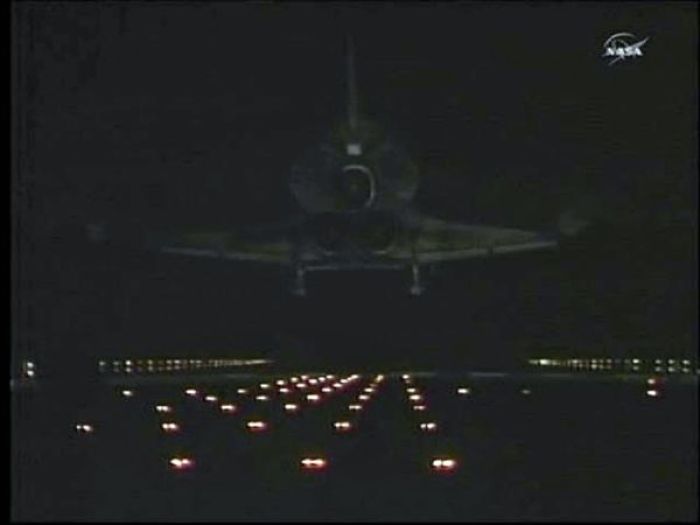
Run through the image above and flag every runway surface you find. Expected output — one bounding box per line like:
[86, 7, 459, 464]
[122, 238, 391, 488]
[12, 371, 698, 521]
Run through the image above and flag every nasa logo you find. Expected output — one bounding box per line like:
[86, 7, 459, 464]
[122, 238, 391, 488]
[602, 32, 649, 66]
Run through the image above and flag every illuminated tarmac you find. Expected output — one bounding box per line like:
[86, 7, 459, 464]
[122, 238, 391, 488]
[12, 371, 698, 521]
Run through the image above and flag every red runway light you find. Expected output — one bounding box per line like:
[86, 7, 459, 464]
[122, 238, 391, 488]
[431, 457, 458, 472]
[333, 421, 353, 432]
[75, 423, 94, 434]
[169, 457, 195, 470]
[161, 422, 180, 433]
[300, 457, 327, 470]
[246, 420, 268, 432]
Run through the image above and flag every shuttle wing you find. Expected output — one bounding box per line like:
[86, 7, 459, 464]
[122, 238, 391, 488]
[405, 216, 559, 264]
[160, 230, 295, 264]
[87, 221, 302, 265]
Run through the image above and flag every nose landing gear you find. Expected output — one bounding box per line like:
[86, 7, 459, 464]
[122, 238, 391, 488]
[409, 262, 425, 296]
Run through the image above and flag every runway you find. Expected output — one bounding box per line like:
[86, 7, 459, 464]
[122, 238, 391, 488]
[12, 371, 698, 521]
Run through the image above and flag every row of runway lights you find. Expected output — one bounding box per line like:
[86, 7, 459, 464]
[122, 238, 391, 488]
[401, 374, 456, 472]
[167, 372, 383, 471]
[175, 372, 364, 434]
[75, 373, 665, 471]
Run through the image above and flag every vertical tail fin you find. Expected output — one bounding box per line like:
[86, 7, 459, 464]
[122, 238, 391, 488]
[346, 34, 358, 132]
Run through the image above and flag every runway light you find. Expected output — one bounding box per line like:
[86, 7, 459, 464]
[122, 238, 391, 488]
[409, 394, 423, 402]
[308, 379, 318, 385]
[318, 377, 326, 383]
[260, 383, 271, 390]
[290, 377, 299, 383]
[521, 388, 531, 396]
[348, 404, 363, 411]
[402, 374, 411, 380]
[376, 374, 385, 382]
[406, 387, 417, 394]
[306, 393, 321, 403]
[185, 388, 198, 396]
[236, 388, 248, 395]
[121, 389, 134, 398]
[205, 395, 218, 403]
[333, 421, 352, 432]
[457, 387, 471, 395]
[333, 382, 343, 388]
[646, 389, 660, 397]
[358, 394, 370, 401]
[300, 457, 327, 470]
[161, 422, 180, 433]
[296, 383, 308, 389]
[220, 404, 237, 413]
[246, 421, 268, 432]
[276, 379, 286, 386]
[279, 387, 291, 394]
[646, 377, 658, 385]
[364, 387, 375, 393]
[169, 457, 195, 470]
[284, 403, 299, 413]
[431, 457, 457, 472]
[301, 375, 309, 380]
[413, 405, 426, 411]
[155, 405, 173, 413]
[420, 422, 438, 432]
[255, 395, 269, 401]
[75, 424, 94, 434]
[322, 386, 333, 393]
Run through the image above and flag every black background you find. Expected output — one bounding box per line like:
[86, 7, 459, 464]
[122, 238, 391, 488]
[12, 2, 697, 377]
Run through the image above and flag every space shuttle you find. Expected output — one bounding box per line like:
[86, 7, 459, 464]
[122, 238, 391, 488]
[88, 36, 587, 296]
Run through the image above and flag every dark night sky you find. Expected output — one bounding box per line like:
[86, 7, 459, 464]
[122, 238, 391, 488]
[12, 2, 697, 375]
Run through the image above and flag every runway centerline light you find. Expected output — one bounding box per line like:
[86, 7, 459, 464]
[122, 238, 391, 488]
[333, 421, 352, 432]
[457, 387, 471, 395]
[220, 404, 237, 413]
[413, 405, 426, 411]
[236, 388, 249, 395]
[121, 389, 134, 398]
[646, 389, 660, 397]
[284, 403, 299, 412]
[420, 422, 438, 432]
[155, 405, 173, 413]
[255, 394, 269, 401]
[205, 395, 218, 403]
[306, 393, 321, 403]
[185, 388, 198, 397]
[348, 404, 363, 411]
